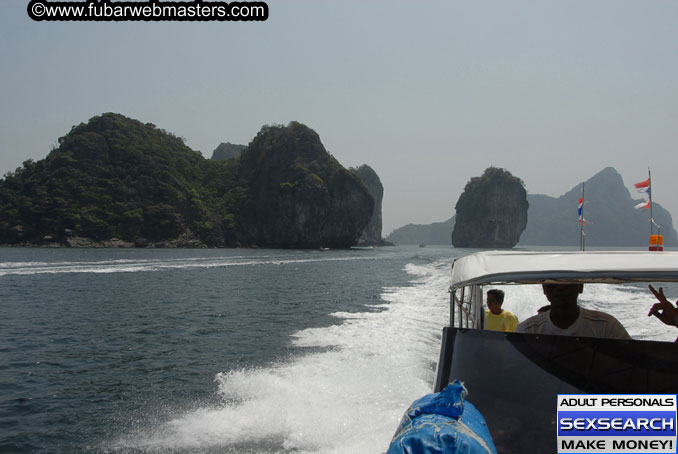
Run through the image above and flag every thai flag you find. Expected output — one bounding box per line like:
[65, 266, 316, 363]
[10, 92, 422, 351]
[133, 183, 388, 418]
[634, 178, 650, 189]
[578, 197, 584, 224]
[634, 178, 651, 196]
[634, 177, 651, 209]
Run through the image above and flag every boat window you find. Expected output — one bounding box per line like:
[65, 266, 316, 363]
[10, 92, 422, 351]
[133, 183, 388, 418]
[434, 328, 678, 454]
[452, 284, 483, 329]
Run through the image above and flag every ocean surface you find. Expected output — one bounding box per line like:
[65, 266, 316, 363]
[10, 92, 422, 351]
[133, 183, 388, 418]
[1, 246, 676, 454]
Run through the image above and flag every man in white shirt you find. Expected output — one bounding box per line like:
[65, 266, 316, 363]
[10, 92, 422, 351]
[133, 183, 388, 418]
[515, 283, 630, 339]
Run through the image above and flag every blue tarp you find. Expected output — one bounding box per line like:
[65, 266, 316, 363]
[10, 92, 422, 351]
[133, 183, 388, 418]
[387, 380, 498, 454]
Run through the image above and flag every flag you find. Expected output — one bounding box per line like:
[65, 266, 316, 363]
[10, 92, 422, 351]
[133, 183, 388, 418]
[578, 197, 584, 224]
[634, 178, 650, 189]
[634, 176, 651, 208]
[634, 178, 651, 197]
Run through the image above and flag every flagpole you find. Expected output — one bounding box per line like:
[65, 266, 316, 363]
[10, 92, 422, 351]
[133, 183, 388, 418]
[635, 169, 660, 250]
[580, 182, 585, 251]
[648, 167, 653, 238]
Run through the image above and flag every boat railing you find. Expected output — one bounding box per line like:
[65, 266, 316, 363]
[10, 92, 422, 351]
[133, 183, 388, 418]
[450, 284, 483, 329]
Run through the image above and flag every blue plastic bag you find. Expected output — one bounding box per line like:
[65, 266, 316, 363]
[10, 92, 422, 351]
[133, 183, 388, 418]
[387, 380, 497, 454]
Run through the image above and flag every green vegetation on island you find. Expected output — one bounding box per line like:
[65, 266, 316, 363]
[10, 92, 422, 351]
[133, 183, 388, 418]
[0, 114, 374, 248]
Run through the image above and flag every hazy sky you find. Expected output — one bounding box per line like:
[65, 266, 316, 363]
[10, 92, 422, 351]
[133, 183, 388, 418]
[1, 0, 677, 235]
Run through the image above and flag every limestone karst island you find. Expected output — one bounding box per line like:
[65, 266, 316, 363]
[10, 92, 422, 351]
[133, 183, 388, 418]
[0, 114, 386, 249]
[1, 113, 676, 249]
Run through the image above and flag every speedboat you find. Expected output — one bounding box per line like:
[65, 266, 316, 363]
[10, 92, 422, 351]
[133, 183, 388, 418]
[390, 251, 678, 454]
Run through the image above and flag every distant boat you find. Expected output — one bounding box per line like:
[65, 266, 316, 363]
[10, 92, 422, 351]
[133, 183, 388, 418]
[419, 244, 426, 248]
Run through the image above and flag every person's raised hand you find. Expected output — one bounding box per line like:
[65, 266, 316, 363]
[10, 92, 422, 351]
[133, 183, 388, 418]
[648, 285, 678, 326]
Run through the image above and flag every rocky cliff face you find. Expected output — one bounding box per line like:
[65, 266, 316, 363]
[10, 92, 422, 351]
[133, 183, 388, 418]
[451, 167, 528, 248]
[351, 165, 384, 245]
[0, 114, 374, 249]
[237, 122, 374, 248]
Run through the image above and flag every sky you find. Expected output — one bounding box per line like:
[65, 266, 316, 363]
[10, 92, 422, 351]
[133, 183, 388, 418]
[1, 0, 677, 235]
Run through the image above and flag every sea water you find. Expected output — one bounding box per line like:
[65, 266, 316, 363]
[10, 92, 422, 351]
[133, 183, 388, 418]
[0, 246, 675, 454]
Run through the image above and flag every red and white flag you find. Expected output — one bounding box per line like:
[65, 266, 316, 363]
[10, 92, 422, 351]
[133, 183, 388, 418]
[634, 200, 651, 210]
[634, 176, 651, 209]
[634, 178, 650, 189]
[634, 178, 651, 196]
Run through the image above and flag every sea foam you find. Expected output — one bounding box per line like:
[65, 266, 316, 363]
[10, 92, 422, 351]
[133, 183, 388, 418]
[114, 260, 451, 453]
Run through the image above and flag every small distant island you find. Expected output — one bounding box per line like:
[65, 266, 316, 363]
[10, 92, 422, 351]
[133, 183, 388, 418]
[0, 113, 389, 249]
[210, 142, 246, 161]
[451, 167, 528, 248]
[386, 217, 455, 246]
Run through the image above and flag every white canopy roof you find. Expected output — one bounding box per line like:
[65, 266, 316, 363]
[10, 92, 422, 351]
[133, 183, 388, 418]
[451, 251, 678, 288]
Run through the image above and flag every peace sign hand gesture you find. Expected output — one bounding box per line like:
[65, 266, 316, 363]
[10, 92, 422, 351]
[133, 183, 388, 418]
[648, 285, 678, 327]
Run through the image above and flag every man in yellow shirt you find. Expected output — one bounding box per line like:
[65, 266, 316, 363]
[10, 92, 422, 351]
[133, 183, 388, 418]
[484, 289, 519, 332]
